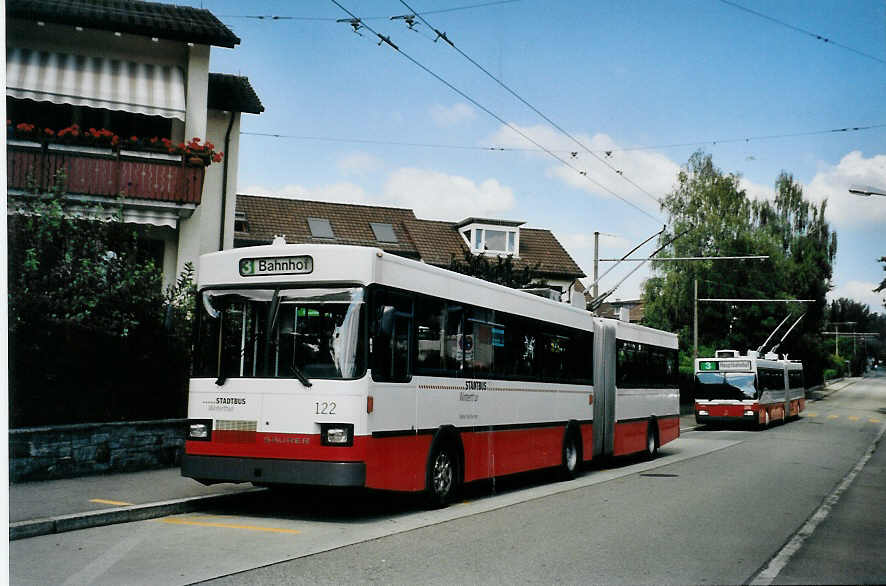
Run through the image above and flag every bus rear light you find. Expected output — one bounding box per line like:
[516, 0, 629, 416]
[321, 423, 354, 447]
[367, 395, 374, 413]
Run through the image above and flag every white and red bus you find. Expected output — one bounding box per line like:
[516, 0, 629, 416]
[182, 241, 680, 505]
[694, 350, 805, 428]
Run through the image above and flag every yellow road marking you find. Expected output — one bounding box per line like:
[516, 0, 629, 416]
[807, 413, 817, 417]
[848, 416, 859, 421]
[870, 419, 881, 424]
[158, 517, 301, 534]
[89, 498, 133, 506]
[827, 415, 839, 419]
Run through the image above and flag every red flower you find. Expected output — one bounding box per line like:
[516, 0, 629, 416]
[44, 128, 55, 136]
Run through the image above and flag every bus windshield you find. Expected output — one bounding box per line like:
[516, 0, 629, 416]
[695, 372, 758, 400]
[194, 287, 365, 382]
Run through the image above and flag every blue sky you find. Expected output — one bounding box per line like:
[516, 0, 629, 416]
[192, 0, 884, 310]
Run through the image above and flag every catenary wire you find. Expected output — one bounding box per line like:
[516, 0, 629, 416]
[241, 122, 886, 154]
[719, 0, 886, 65]
[218, 0, 519, 21]
[400, 0, 661, 206]
[329, 0, 664, 224]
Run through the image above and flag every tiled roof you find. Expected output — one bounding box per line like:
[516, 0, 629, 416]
[208, 74, 264, 114]
[517, 228, 585, 278]
[593, 299, 645, 322]
[7, 0, 240, 48]
[235, 195, 421, 257]
[235, 195, 585, 280]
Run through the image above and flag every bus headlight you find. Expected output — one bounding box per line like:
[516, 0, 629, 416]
[188, 420, 212, 441]
[321, 423, 354, 447]
[744, 410, 755, 416]
[698, 410, 709, 416]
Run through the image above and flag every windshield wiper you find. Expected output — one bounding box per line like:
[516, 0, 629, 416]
[291, 363, 312, 388]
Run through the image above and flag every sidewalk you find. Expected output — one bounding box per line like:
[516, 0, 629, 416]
[9, 467, 261, 540]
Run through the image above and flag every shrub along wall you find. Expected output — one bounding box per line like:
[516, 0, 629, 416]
[9, 322, 190, 427]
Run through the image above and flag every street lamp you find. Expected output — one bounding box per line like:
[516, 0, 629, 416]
[848, 185, 886, 197]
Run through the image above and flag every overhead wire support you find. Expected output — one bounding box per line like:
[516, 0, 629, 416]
[588, 226, 692, 311]
[399, 0, 662, 207]
[585, 226, 664, 293]
[330, 0, 664, 224]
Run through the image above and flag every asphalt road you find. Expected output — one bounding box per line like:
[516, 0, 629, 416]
[10, 374, 885, 585]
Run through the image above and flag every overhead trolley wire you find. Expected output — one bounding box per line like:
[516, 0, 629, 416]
[398, 0, 662, 207]
[719, 0, 886, 65]
[241, 122, 886, 155]
[329, 0, 664, 224]
[218, 1, 519, 21]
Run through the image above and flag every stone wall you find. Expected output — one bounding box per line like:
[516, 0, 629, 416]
[9, 419, 186, 482]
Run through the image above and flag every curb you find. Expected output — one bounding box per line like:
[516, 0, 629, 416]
[9, 487, 265, 541]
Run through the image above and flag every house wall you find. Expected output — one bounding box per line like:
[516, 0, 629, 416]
[8, 18, 237, 288]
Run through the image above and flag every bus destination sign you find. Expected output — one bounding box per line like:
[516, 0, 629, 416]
[239, 256, 313, 277]
[719, 360, 751, 371]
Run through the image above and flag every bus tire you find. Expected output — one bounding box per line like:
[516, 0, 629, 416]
[560, 425, 582, 480]
[425, 440, 459, 508]
[759, 409, 770, 430]
[644, 422, 659, 460]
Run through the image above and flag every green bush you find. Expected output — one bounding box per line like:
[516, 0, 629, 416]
[8, 172, 195, 427]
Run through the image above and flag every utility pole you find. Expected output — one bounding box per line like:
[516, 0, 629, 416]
[693, 279, 698, 360]
[593, 231, 599, 299]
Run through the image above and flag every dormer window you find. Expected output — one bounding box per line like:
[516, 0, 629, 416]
[458, 218, 523, 256]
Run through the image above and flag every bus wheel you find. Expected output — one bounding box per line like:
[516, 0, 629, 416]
[560, 428, 582, 480]
[644, 423, 659, 460]
[760, 410, 770, 430]
[426, 442, 458, 508]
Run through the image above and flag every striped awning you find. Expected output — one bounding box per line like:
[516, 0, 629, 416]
[6, 47, 186, 120]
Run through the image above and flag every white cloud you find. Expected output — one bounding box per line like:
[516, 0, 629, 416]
[429, 102, 476, 127]
[239, 182, 369, 204]
[560, 232, 632, 252]
[488, 124, 678, 213]
[242, 167, 516, 222]
[828, 280, 885, 312]
[382, 167, 515, 220]
[739, 177, 774, 202]
[805, 151, 886, 228]
[337, 152, 382, 176]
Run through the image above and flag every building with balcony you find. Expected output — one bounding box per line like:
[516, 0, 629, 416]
[234, 194, 587, 302]
[6, 0, 263, 287]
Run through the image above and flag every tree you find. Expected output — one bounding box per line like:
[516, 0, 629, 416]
[875, 256, 886, 310]
[7, 171, 195, 426]
[447, 249, 545, 289]
[642, 152, 837, 384]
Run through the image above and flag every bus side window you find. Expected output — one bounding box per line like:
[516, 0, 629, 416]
[371, 290, 412, 382]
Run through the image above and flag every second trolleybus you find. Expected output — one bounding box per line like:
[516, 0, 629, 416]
[182, 241, 680, 505]
[694, 350, 805, 428]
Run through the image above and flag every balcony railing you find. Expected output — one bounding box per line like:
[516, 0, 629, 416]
[7, 141, 205, 205]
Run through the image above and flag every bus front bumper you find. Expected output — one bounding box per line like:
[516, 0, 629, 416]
[181, 454, 366, 487]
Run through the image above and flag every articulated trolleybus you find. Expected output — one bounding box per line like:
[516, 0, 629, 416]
[694, 350, 805, 428]
[182, 241, 680, 505]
